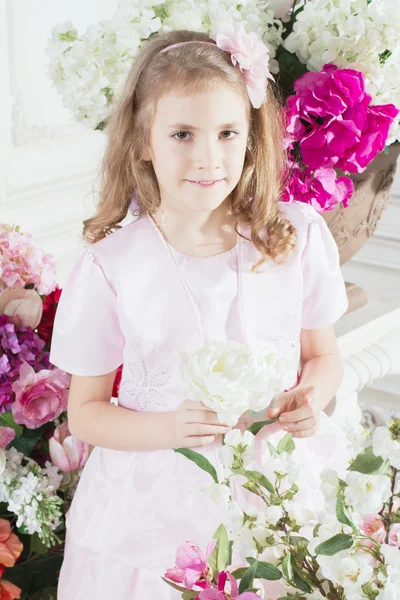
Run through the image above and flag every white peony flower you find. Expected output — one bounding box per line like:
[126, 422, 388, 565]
[344, 471, 392, 515]
[373, 427, 400, 469]
[180, 341, 295, 426]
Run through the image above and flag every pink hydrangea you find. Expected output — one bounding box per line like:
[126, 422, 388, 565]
[0, 224, 57, 295]
[285, 64, 399, 173]
[11, 360, 70, 429]
[282, 162, 354, 212]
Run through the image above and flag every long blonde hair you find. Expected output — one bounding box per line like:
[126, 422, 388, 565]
[83, 29, 296, 270]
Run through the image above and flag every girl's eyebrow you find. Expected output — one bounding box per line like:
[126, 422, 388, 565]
[167, 122, 244, 130]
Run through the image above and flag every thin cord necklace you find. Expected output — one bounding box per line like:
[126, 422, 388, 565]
[146, 211, 250, 346]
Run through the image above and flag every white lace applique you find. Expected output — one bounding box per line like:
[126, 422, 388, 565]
[119, 336, 173, 410]
[272, 295, 302, 362]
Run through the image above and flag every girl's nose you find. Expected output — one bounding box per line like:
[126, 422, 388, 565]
[192, 139, 222, 171]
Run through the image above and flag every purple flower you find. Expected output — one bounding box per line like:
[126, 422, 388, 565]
[282, 162, 354, 212]
[285, 64, 399, 173]
[0, 314, 51, 411]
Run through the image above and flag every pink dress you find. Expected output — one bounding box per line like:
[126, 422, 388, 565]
[49, 201, 351, 599]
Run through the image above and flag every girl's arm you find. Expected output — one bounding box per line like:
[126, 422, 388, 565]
[66, 370, 230, 451]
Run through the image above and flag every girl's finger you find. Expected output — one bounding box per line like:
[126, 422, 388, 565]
[281, 416, 317, 432]
[187, 401, 217, 412]
[279, 397, 314, 423]
[186, 410, 228, 425]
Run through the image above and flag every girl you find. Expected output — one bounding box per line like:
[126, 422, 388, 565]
[50, 27, 351, 599]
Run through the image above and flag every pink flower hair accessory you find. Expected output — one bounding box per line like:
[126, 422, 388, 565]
[159, 23, 274, 109]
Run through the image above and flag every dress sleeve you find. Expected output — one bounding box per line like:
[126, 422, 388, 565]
[301, 210, 349, 329]
[49, 250, 125, 375]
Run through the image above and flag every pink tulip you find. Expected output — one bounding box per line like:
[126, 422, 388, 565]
[0, 426, 15, 449]
[49, 422, 90, 472]
[11, 360, 70, 429]
[165, 539, 217, 590]
[198, 570, 261, 599]
[0, 287, 43, 330]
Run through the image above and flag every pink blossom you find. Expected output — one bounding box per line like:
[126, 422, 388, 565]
[0, 287, 43, 330]
[210, 23, 274, 109]
[164, 539, 216, 590]
[285, 64, 399, 173]
[0, 224, 57, 295]
[198, 570, 261, 599]
[49, 421, 90, 472]
[360, 514, 400, 549]
[282, 163, 354, 212]
[11, 360, 70, 429]
[0, 426, 15, 448]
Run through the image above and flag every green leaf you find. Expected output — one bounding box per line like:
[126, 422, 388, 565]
[315, 533, 353, 556]
[247, 417, 279, 436]
[8, 423, 50, 458]
[254, 561, 282, 581]
[266, 440, 277, 457]
[291, 564, 313, 594]
[277, 433, 295, 456]
[282, 553, 294, 581]
[336, 496, 358, 534]
[0, 412, 23, 438]
[30, 533, 49, 555]
[182, 592, 199, 600]
[239, 560, 257, 594]
[174, 448, 219, 483]
[347, 445, 385, 475]
[243, 470, 275, 494]
[231, 567, 247, 579]
[211, 524, 230, 572]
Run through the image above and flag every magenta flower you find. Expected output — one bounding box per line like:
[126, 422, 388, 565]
[198, 570, 261, 599]
[164, 539, 216, 591]
[282, 162, 354, 212]
[285, 64, 399, 173]
[11, 360, 70, 429]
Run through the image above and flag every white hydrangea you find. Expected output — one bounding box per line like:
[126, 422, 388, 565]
[200, 481, 232, 507]
[47, 0, 284, 130]
[283, 0, 400, 142]
[372, 426, 400, 469]
[344, 471, 392, 515]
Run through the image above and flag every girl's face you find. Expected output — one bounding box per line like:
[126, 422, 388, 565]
[142, 83, 249, 214]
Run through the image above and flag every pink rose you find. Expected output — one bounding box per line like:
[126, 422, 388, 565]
[165, 540, 216, 591]
[0, 287, 43, 330]
[49, 422, 90, 472]
[11, 360, 70, 429]
[285, 64, 399, 173]
[0, 426, 15, 449]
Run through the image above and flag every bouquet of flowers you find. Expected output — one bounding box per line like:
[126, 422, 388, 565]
[0, 224, 92, 599]
[163, 347, 400, 600]
[47, 0, 400, 214]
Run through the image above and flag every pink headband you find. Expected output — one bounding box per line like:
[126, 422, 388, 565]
[158, 23, 274, 110]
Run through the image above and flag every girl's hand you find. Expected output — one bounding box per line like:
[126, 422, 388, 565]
[174, 400, 232, 448]
[266, 385, 320, 438]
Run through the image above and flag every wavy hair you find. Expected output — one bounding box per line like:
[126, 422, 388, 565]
[83, 29, 296, 270]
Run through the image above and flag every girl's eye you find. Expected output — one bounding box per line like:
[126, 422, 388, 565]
[172, 130, 238, 142]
